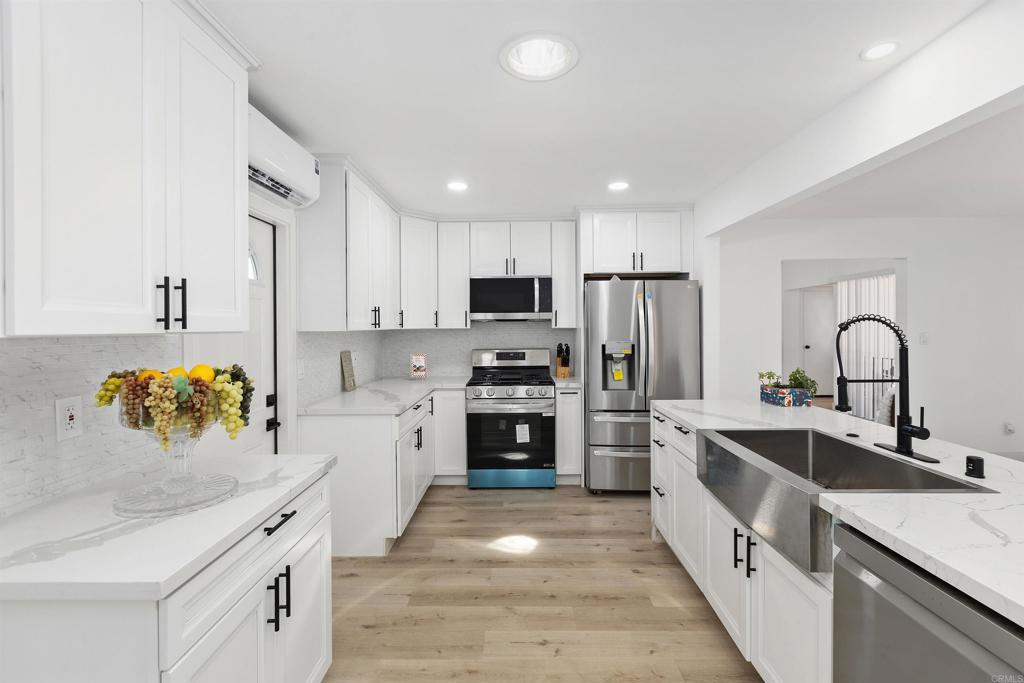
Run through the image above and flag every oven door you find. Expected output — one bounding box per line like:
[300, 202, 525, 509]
[466, 400, 556, 483]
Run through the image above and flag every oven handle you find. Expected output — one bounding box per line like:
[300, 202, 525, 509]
[466, 400, 555, 414]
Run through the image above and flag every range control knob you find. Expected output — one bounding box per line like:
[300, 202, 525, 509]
[525, 388, 535, 397]
[506, 387, 515, 397]
[472, 388, 482, 397]
[538, 387, 548, 397]
[485, 388, 495, 397]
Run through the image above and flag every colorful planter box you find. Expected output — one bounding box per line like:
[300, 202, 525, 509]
[760, 386, 813, 407]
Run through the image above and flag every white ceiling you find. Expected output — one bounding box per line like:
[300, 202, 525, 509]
[769, 103, 1024, 219]
[209, 0, 989, 218]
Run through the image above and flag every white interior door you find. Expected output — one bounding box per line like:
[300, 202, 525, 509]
[592, 213, 637, 273]
[470, 222, 511, 276]
[800, 286, 836, 395]
[399, 216, 438, 329]
[509, 221, 551, 276]
[189, 216, 277, 457]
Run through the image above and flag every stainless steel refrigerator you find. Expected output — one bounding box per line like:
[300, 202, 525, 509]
[584, 278, 701, 492]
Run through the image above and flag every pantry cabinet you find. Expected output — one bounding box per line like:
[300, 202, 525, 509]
[550, 220, 577, 328]
[437, 222, 470, 328]
[399, 216, 438, 329]
[347, 171, 400, 330]
[2, 0, 254, 336]
[555, 387, 583, 475]
[586, 210, 693, 275]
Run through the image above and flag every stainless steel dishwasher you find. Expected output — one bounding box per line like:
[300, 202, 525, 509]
[834, 523, 1024, 682]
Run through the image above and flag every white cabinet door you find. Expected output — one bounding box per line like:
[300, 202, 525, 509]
[555, 389, 582, 475]
[162, 567, 272, 683]
[296, 162, 346, 331]
[652, 480, 671, 541]
[415, 413, 435, 502]
[433, 390, 467, 475]
[751, 536, 832, 683]
[550, 221, 577, 328]
[164, 2, 248, 332]
[279, 514, 332, 683]
[437, 222, 470, 328]
[592, 213, 637, 273]
[509, 221, 551, 276]
[636, 212, 681, 274]
[374, 202, 402, 329]
[702, 492, 750, 658]
[670, 453, 703, 588]
[346, 172, 374, 331]
[396, 426, 418, 535]
[3, 0, 165, 335]
[470, 222, 511, 277]
[400, 216, 438, 329]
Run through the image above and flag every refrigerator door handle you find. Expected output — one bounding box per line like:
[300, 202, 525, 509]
[636, 289, 648, 401]
[644, 289, 655, 401]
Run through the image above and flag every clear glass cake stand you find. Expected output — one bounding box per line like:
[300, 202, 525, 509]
[113, 411, 238, 519]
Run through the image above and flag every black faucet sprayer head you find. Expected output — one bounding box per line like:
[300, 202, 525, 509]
[834, 314, 907, 414]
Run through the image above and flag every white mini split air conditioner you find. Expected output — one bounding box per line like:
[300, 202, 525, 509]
[248, 104, 320, 208]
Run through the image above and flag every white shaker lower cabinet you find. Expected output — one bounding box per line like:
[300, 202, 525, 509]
[555, 388, 583, 475]
[701, 490, 752, 659]
[669, 452, 704, 589]
[433, 390, 468, 475]
[751, 536, 832, 683]
[650, 434, 672, 540]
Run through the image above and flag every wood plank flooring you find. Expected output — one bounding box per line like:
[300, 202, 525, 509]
[326, 485, 760, 683]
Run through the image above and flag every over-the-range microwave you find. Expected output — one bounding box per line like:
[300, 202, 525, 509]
[469, 277, 552, 321]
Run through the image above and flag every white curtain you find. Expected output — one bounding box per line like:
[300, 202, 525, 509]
[835, 273, 897, 420]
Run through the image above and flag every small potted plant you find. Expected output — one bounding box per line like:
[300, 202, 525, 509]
[758, 368, 817, 407]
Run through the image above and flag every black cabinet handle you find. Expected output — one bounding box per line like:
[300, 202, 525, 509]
[155, 276, 171, 330]
[265, 418, 282, 432]
[464, 310, 468, 327]
[733, 529, 744, 569]
[264, 510, 296, 536]
[414, 426, 423, 450]
[652, 439, 665, 448]
[512, 257, 516, 274]
[674, 425, 691, 435]
[651, 485, 665, 498]
[429, 396, 434, 415]
[652, 415, 665, 423]
[554, 310, 558, 327]
[266, 575, 282, 632]
[745, 535, 757, 578]
[434, 310, 438, 327]
[640, 252, 644, 271]
[173, 278, 187, 330]
[399, 310, 404, 328]
[632, 252, 636, 270]
[279, 564, 292, 617]
[505, 258, 509, 275]
[413, 403, 422, 411]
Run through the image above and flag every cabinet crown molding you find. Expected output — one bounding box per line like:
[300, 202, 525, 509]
[173, 0, 262, 70]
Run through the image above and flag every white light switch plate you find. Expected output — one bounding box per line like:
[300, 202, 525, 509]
[55, 396, 83, 442]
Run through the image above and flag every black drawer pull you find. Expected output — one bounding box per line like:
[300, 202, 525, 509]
[674, 425, 691, 435]
[652, 439, 665, 448]
[279, 564, 292, 617]
[413, 403, 422, 410]
[652, 485, 665, 498]
[266, 575, 282, 632]
[733, 529, 744, 569]
[745, 535, 757, 578]
[264, 510, 296, 536]
[652, 415, 665, 423]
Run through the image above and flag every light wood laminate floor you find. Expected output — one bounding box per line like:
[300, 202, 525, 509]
[327, 485, 760, 683]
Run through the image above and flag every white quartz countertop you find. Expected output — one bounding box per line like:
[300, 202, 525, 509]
[0, 453, 336, 601]
[301, 376, 470, 416]
[654, 399, 1024, 627]
[554, 377, 583, 389]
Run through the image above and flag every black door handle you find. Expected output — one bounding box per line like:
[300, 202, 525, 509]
[745, 535, 757, 578]
[733, 529, 744, 569]
[652, 439, 665, 448]
[651, 485, 665, 498]
[266, 575, 282, 632]
[155, 276, 171, 330]
[279, 564, 292, 617]
[264, 510, 296, 536]
[674, 425, 691, 435]
[173, 278, 187, 330]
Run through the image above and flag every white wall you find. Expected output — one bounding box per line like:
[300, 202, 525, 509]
[716, 217, 1024, 453]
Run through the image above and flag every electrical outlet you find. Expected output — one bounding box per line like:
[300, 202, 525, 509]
[55, 396, 83, 442]
[1005, 422, 1016, 435]
[919, 332, 929, 346]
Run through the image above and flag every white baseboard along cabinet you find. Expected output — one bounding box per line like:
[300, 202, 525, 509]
[2, 0, 255, 336]
[650, 407, 832, 683]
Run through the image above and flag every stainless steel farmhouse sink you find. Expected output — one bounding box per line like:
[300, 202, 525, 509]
[697, 429, 993, 573]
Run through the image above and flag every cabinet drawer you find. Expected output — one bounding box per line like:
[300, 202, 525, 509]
[653, 412, 696, 462]
[159, 475, 330, 669]
[398, 398, 430, 436]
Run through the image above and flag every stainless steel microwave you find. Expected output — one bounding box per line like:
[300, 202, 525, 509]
[469, 277, 552, 321]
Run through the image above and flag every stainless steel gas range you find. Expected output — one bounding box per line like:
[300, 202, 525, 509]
[465, 349, 556, 488]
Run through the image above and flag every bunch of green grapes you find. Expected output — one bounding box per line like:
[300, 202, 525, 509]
[213, 371, 246, 439]
[144, 376, 179, 450]
[95, 370, 132, 407]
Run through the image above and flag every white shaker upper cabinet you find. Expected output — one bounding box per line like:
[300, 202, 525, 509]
[550, 220, 577, 328]
[399, 216, 438, 329]
[437, 222, 470, 329]
[636, 212, 681, 274]
[509, 221, 551, 276]
[3, 0, 163, 335]
[346, 172, 374, 331]
[469, 222, 511, 277]
[592, 213, 637, 273]
[164, 2, 249, 332]
[378, 204, 402, 330]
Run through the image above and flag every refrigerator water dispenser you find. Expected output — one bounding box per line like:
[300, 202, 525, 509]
[601, 341, 635, 390]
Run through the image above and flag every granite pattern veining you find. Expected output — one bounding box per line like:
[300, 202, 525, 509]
[654, 399, 1024, 627]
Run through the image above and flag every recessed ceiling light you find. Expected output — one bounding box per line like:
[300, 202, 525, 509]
[860, 42, 898, 61]
[447, 180, 468, 192]
[500, 33, 579, 81]
[608, 181, 629, 191]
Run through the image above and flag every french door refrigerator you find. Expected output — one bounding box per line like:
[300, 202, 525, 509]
[584, 278, 701, 491]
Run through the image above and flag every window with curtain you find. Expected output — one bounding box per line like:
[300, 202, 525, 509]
[835, 272, 898, 420]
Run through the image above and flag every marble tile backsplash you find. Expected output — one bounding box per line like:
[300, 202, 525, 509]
[0, 335, 183, 519]
[297, 331, 385, 406]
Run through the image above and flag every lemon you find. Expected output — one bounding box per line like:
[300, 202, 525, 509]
[137, 369, 163, 382]
[188, 364, 216, 383]
[167, 366, 188, 379]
